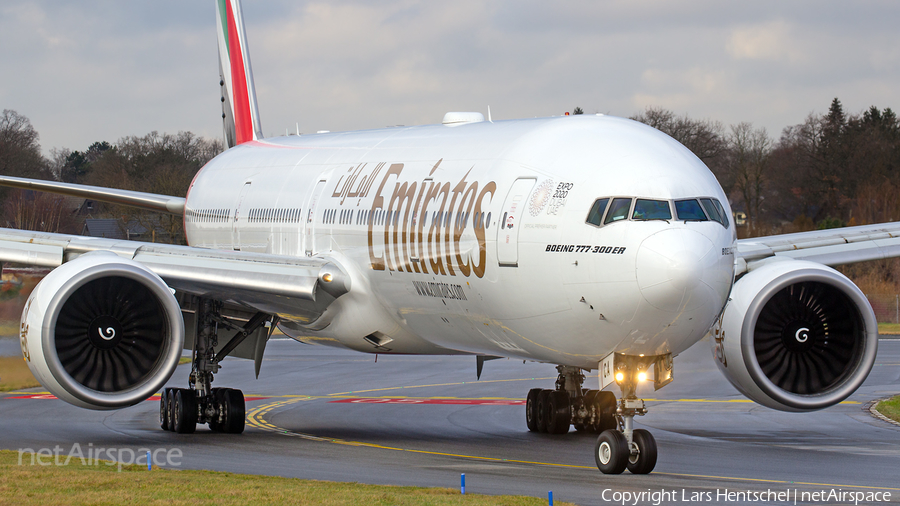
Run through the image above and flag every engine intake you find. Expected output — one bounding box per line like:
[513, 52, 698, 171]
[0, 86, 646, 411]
[20, 252, 184, 409]
[712, 260, 877, 412]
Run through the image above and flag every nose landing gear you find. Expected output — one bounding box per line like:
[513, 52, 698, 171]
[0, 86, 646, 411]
[596, 354, 660, 474]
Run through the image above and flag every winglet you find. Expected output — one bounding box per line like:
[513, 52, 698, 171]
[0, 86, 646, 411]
[216, 0, 263, 148]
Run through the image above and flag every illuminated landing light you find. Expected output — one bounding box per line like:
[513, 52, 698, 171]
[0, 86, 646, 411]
[615, 372, 624, 383]
[637, 371, 648, 382]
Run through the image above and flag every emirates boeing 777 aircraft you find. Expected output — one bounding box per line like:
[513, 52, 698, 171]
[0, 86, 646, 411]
[2, 0, 898, 475]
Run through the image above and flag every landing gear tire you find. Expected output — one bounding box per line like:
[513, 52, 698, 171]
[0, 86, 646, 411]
[625, 429, 657, 474]
[159, 389, 171, 431]
[595, 429, 628, 474]
[594, 391, 617, 432]
[222, 388, 246, 434]
[173, 389, 197, 434]
[208, 388, 222, 432]
[547, 390, 570, 434]
[536, 389, 551, 433]
[526, 388, 541, 432]
[166, 388, 176, 432]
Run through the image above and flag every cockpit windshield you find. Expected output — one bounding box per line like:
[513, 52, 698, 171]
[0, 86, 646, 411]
[586, 196, 730, 229]
[712, 199, 729, 228]
[604, 198, 632, 224]
[699, 198, 729, 228]
[586, 198, 609, 226]
[632, 199, 672, 221]
[675, 199, 707, 221]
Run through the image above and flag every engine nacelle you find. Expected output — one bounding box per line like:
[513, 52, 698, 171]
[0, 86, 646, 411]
[712, 259, 877, 412]
[19, 252, 184, 410]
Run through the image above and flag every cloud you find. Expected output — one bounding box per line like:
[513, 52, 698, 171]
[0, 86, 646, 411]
[727, 20, 802, 63]
[2, 1, 900, 155]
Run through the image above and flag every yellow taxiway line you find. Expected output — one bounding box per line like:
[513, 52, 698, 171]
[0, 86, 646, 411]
[240, 379, 886, 492]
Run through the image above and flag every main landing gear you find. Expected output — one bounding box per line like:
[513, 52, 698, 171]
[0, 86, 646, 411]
[526, 366, 617, 435]
[526, 359, 661, 475]
[159, 299, 269, 434]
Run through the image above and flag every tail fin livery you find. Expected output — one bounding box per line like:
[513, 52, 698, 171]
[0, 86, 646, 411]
[216, 0, 263, 147]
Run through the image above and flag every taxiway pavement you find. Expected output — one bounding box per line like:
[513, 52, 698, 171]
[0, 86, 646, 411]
[1, 336, 899, 505]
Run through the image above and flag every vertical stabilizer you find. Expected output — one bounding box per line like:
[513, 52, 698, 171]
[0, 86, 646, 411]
[216, 0, 263, 147]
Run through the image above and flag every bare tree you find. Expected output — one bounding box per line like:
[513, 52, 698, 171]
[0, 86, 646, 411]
[0, 110, 49, 182]
[631, 107, 726, 162]
[81, 131, 223, 244]
[727, 123, 771, 236]
[47, 147, 71, 181]
[2, 190, 79, 233]
[852, 179, 900, 226]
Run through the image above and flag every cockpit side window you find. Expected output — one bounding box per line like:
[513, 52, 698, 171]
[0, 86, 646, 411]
[699, 198, 729, 228]
[675, 199, 708, 221]
[586, 198, 609, 227]
[632, 199, 672, 221]
[604, 198, 632, 224]
[712, 199, 730, 228]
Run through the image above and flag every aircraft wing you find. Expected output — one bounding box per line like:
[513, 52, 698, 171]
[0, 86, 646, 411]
[736, 221, 900, 274]
[0, 175, 185, 215]
[0, 228, 349, 322]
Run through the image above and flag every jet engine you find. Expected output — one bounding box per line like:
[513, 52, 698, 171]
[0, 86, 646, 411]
[712, 259, 877, 412]
[19, 252, 184, 410]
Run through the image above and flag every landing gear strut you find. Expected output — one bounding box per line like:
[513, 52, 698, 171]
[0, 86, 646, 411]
[159, 298, 270, 434]
[525, 356, 665, 475]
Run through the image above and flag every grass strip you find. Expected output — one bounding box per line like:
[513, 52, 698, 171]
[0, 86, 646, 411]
[0, 356, 39, 391]
[876, 395, 900, 423]
[0, 450, 569, 506]
[878, 323, 900, 335]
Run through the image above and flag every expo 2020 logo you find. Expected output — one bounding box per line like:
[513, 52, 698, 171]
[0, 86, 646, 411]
[529, 179, 553, 217]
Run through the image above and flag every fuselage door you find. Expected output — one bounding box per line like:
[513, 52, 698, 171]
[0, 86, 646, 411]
[496, 177, 536, 267]
[232, 181, 252, 250]
[304, 180, 327, 256]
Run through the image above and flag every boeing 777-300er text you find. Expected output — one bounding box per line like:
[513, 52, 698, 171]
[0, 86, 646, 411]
[2, 0, 898, 475]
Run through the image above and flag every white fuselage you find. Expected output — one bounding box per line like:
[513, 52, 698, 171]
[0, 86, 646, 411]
[183, 115, 736, 369]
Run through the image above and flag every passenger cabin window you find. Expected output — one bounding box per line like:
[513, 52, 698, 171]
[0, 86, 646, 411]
[675, 199, 708, 221]
[585, 198, 609, 226]
[632, 199, 671, 221]
[604, 198, 632, 224]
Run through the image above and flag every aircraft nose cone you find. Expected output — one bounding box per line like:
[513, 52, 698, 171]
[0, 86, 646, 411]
[636, 228, 718, 312]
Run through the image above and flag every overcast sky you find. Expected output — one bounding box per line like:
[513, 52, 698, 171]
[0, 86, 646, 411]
[2, 1, 899, 156]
